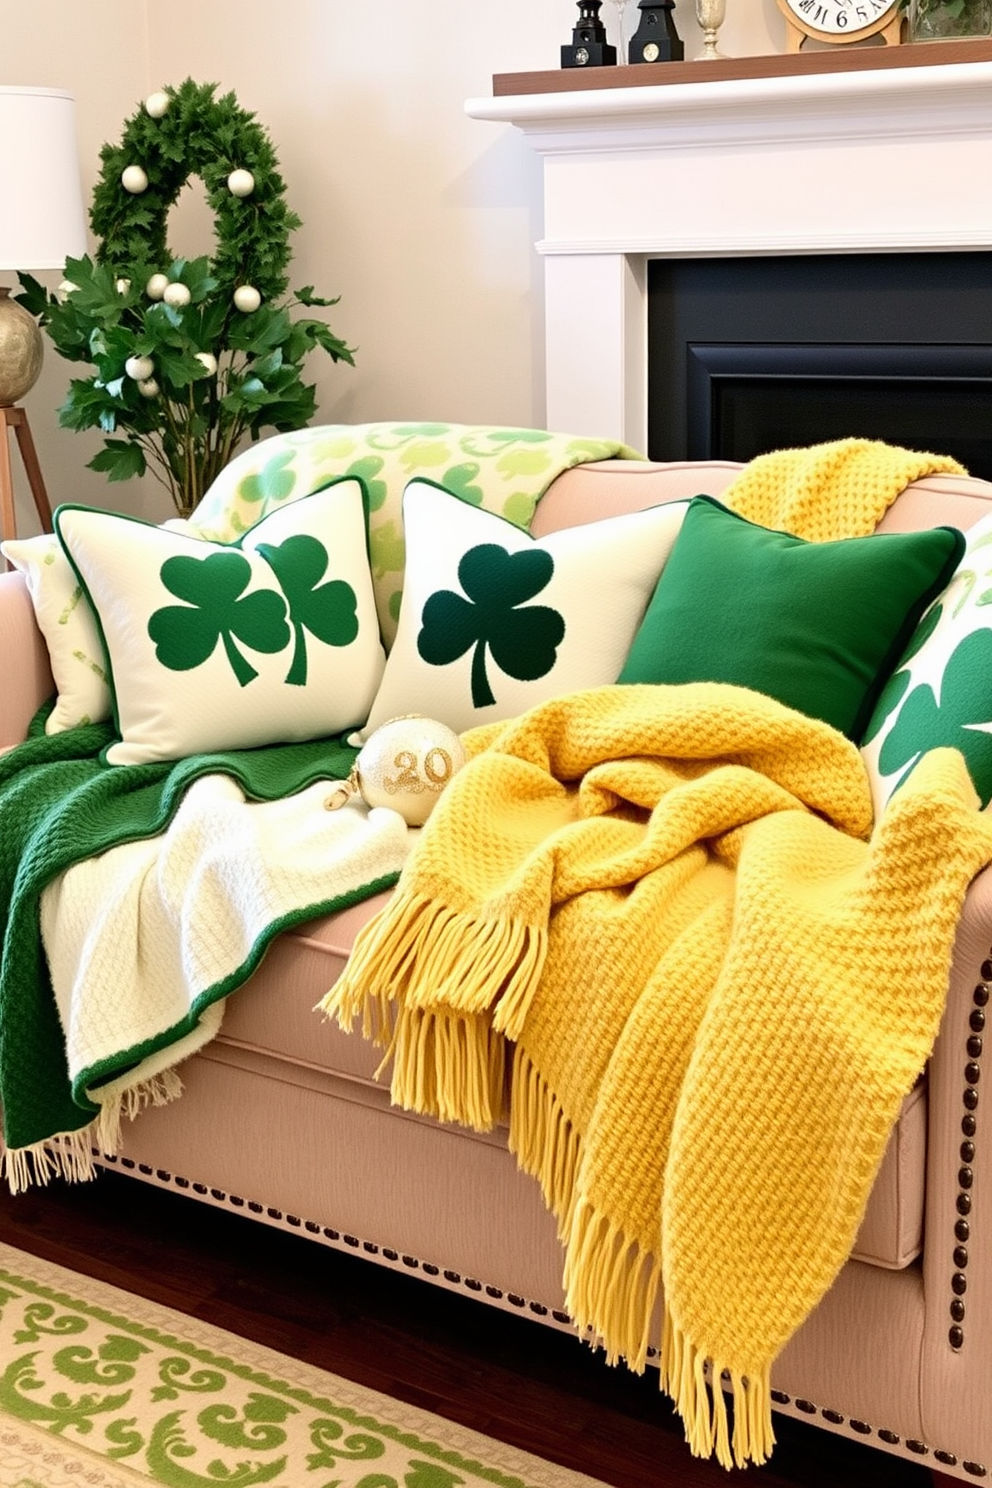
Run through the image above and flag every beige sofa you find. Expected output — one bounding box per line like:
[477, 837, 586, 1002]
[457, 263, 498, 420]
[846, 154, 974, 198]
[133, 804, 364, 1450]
[3, 456, 992, 1485]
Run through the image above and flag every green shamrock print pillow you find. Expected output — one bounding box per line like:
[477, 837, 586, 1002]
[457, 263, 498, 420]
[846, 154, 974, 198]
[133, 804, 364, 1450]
[54, 477, 384, 766]
[360, 478, 688, 738]
[861, 508, 992, 817]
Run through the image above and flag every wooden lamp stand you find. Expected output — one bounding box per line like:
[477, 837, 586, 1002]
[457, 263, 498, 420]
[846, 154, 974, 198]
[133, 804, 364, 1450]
[0, 403, 53, 547]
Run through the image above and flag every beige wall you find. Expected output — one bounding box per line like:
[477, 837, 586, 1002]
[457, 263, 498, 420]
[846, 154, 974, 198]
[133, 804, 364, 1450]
[2, 1, 784, 531]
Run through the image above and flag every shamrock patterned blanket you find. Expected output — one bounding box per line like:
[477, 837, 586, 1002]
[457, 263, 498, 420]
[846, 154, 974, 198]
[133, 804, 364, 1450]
[189, 422, 643, 647]
[0, 713, 408, 1192]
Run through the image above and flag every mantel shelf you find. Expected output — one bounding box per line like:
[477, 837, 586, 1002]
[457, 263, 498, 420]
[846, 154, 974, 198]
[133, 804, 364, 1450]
[493, 35, 992, 96]
[473, 29, 992, 456]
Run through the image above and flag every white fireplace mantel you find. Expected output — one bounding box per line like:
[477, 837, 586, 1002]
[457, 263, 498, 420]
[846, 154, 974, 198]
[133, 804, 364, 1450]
[466, 57, 992, 452]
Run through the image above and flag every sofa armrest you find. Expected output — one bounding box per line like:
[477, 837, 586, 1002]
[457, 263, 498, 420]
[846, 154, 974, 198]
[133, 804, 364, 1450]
[0, 570, 53, 749]
[921, 860, 992, 1459]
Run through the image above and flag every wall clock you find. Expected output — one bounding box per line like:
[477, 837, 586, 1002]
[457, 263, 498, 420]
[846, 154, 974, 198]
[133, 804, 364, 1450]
[775, 0, 903, 51]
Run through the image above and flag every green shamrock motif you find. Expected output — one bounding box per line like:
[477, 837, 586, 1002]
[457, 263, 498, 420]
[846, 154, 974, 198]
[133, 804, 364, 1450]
[148, 552, 290, 688]
[237, 449, 298, 507]
[256, 535, 360, 685]
[876, 627, 992, 806]
[494, 448, 552, 480]
[418, 544, 565, 708]
[441, 463, 483, 507]
[861, 602, 944, 746]
[458, 428, 551, 458]
[345, 455, 388, 511]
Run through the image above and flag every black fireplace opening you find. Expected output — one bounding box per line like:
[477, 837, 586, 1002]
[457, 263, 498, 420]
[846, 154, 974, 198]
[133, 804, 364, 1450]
[647, 252, 992, 482]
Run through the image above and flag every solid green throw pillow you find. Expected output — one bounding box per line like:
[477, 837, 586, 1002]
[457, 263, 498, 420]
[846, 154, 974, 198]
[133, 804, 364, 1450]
[618, 495, 965, 742]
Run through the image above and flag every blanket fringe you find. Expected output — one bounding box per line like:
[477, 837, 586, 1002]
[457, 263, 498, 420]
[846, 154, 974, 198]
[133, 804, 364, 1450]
[563, 1195, 661, 1375]
[660, 1313, 775, 1469]
[385, 1006, 507, 1130]
[319, 889, 547, 1044]
[508, 1047, 582, 1239]
[91, 1068, 185, 1154]
[557, 1186, 774, 1469]
[2, 1069, 184, 1195]
[2, 1126, 98, 1193]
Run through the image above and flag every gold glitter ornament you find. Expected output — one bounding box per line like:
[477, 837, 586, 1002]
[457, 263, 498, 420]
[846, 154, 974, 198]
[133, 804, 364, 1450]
[326, 716, 467, 826]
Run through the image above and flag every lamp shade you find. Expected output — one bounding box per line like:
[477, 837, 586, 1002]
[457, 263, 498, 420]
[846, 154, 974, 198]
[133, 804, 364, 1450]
[0, 86, 87, 270]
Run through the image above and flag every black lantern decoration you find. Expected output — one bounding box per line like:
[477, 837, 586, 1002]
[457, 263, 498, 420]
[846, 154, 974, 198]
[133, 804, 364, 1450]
[561, 0, 617, 69]
[628, 0, 684, 62]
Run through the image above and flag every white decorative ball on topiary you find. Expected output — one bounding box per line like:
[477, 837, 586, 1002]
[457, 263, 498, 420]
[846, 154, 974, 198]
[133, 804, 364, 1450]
[115, 278, 131, 295]
[56, 280, 77, 304]
[121, 165, 149, 194]
[145, 272, 170, 301]
[124, 355, 155, 382]
[163, 282, 191, 309]
[233, 284, 261, 313]
[195, 352, 218, 376]
[145, 92, 171, 118]
[227, 169, 255, 198]
[137, 378, 160, 398]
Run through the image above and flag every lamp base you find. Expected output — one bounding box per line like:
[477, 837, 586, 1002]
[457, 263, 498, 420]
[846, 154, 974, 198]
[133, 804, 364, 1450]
[0, 287, 44, 407]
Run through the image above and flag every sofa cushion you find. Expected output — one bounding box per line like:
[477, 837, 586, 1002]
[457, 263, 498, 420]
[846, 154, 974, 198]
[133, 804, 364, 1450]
[618, 494, 965, 742]
[54, 478, 384, 766]
[212, 892, 926, 1271]
[861, 508, 992, 818]
[362, 477, 688, 737]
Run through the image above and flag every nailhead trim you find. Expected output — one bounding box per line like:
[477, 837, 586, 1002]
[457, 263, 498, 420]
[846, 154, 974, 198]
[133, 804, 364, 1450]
[950, 960, 990, 1351]
[93, 1151, 989, 1476]
[766, 1387, 987, 1475]
[91, 1151, 581, 1338]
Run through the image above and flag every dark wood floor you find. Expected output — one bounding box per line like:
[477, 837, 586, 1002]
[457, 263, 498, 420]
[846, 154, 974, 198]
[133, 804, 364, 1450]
[0, 1171, 931, 1488]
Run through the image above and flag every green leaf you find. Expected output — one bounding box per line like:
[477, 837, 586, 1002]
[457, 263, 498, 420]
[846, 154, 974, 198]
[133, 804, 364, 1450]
[87, 440, 147, 481]
[14, 272, 50, 319]
[295, 285, 340, 308]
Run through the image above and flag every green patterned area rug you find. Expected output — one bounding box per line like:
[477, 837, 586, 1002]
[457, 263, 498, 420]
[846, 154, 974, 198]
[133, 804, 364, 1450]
[0, 1243, 607, 1488]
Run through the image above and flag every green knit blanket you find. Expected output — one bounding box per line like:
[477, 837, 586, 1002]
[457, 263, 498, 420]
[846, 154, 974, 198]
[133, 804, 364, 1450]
[0, 710, 391, 1180]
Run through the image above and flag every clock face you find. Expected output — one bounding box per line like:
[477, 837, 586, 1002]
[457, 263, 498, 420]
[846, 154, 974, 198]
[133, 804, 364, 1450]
[783, 0, 896, 35]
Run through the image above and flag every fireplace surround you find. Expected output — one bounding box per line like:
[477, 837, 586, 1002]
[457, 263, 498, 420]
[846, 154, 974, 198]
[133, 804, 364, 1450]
[466, 44, 992, 466]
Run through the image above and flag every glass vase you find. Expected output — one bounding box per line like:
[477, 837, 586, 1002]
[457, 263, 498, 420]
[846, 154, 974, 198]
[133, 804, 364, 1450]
[908, 0, 992, 40]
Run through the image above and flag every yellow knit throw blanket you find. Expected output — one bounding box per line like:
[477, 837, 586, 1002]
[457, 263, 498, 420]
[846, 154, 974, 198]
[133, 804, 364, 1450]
[320, 439, 980, 1469]
[323, 688, 992, 1467]
[723, 435, 965, 537]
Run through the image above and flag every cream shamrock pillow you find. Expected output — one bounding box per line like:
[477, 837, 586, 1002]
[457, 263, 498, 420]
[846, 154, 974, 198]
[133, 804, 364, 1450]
[55, 478, 384, 766]
[1, 518, 191, 734]
[861, 508, 992, 818]
[361, 478, 688, 738]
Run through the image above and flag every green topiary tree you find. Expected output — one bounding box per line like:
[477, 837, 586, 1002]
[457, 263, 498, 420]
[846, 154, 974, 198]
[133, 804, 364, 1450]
[17, 79, 354, 518]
